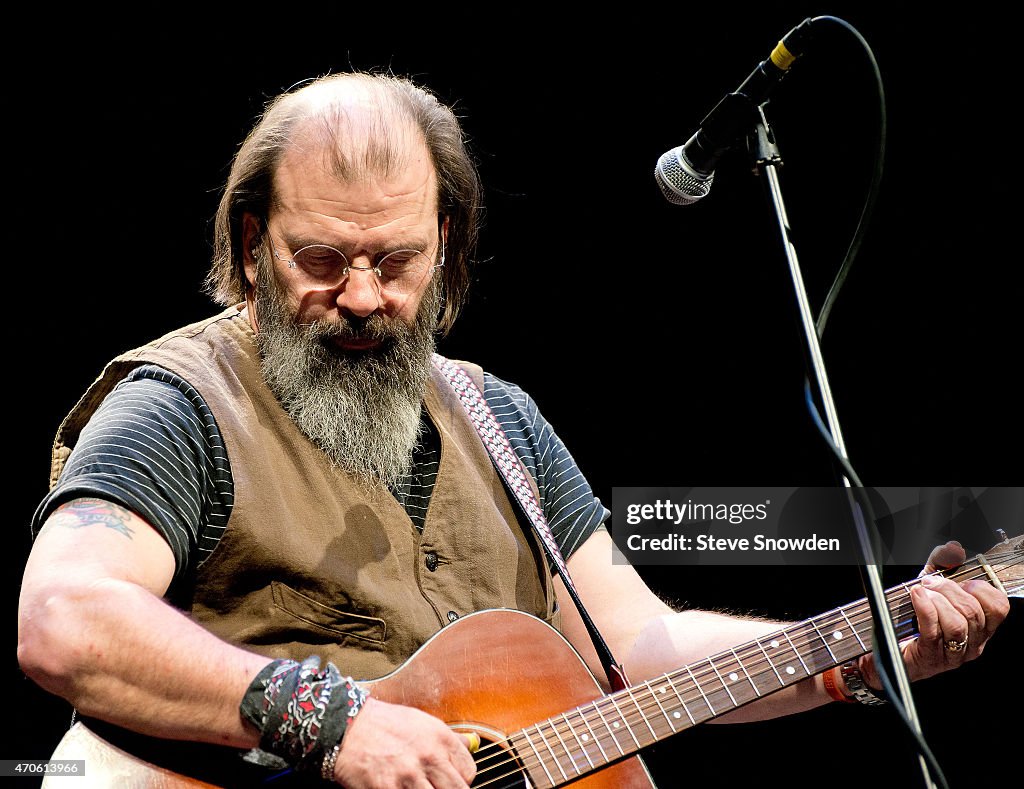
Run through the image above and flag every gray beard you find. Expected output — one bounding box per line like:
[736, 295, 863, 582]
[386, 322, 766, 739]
[253, 254, 440, 491]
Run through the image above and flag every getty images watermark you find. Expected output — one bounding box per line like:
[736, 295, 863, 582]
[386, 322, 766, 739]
[610, 486, 1023, 565]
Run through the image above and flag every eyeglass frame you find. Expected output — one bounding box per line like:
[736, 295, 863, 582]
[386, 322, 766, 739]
[260, 219, 446, 296]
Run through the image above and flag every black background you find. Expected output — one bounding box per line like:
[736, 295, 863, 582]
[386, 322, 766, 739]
[10, 4, 1021, 788]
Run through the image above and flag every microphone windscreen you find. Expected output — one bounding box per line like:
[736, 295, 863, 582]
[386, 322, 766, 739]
[654, 147, 714, 205]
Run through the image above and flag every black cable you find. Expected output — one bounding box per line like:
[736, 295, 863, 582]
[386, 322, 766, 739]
[809, 15, 887, 339]
[803, 379, 951, 789]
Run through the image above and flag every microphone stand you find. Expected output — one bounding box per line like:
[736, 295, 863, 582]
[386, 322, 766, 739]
[747, 102, 936, 789]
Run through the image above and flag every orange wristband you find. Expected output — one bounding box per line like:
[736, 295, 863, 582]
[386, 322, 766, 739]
[823, 666, 853, 703]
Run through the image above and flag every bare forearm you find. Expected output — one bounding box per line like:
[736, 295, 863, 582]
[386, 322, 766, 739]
[626, 610, 831, 723]
[19, 576, 270, 747]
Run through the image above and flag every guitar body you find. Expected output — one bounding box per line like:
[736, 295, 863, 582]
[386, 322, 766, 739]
[45, 609, 656, 788]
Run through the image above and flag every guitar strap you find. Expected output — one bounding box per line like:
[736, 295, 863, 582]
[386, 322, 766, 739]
[432, 354, 628, 691]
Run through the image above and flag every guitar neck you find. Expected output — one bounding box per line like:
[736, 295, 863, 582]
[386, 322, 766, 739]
[508, 546, 1020, 788]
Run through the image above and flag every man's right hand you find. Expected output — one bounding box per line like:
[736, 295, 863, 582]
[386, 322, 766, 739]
[333, 697, 477, 788]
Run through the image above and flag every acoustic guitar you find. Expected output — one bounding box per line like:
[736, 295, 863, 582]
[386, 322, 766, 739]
[44, 532, 1022, 787]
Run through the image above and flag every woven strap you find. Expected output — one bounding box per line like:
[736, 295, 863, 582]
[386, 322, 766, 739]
[431, 354, 627, 690]
[431, 354, 569, 578]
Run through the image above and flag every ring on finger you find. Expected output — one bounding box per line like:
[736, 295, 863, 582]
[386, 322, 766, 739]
[943, 636, 968, 653]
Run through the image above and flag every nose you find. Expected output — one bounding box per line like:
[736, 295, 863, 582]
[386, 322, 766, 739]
[335, 264, 383, 318]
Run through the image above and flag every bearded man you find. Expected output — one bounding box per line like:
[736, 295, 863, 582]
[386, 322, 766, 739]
[17, 72, 1009, 788]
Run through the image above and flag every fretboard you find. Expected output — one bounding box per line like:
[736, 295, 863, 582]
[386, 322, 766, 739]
[510, 582, 920, 788]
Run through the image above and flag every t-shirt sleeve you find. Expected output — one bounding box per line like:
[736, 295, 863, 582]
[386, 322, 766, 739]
[31, 365, 233, 583]
[483, 373, 609, 563]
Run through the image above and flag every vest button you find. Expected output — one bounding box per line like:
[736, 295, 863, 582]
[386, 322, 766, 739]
[447, 610, 459, 622]
[425, 551, 439, 572]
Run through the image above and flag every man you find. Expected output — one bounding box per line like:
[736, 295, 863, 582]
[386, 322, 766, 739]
[17, 72, 1010, 788]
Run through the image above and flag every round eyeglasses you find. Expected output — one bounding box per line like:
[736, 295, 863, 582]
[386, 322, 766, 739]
[266, 232, 444, 296]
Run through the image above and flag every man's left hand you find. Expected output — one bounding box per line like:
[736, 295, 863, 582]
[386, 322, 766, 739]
[860, 541, 1011, 688]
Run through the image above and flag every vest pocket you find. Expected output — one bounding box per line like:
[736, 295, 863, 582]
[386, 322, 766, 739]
[271, 581, 387, 645]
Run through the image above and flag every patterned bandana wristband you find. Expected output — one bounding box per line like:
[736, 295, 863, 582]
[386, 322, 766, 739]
[240, 656, 369, 774]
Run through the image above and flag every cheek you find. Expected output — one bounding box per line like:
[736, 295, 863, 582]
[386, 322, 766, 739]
[290, 290, 339, 323]
[394, 291, 424, 324]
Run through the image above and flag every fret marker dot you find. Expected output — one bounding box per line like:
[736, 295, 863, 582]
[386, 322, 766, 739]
[660, 688, 667, 694]
[613, 722, 620, 729]
[581, 734, 590, 742]
[770, 640, 780, 649]
[728, 672, 739, 682]
[786, 666, 796, 675]
[673, 711, 681, 719]
[832, 630, 843, 640]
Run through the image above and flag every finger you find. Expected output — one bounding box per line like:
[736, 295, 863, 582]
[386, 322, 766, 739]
[463, 732, 481, 753]
[920, 574, 987, 641]
[959, 579, 1011, 640]
[448, 734, 478, 784]
[918, 579, 979, 660]
[424, 755, 474, 789]
[910, 584, 944, 664]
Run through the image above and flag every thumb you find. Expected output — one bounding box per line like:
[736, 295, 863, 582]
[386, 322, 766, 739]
[919, 540, 965, 576]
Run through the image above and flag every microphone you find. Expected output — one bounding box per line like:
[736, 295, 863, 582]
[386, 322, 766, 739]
[655, 18, 816, 205]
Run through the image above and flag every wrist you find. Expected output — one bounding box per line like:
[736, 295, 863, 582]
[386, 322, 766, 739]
[822, 666, 854, 703]
[321, 679, 370, 782]
[239, 657, 370, 777]
[838, 659, 888, 706]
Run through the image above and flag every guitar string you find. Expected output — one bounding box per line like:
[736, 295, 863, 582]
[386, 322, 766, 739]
[467, 551, 1022, 787]
[470, 554, 1024, 786]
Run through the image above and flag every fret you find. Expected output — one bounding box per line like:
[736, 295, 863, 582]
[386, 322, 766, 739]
[730, 647, 762, 697]
[782, 629, 811, 678]
[664, 672, 697, 725]
[644, 679, 679, 734]
[519, 728, 556, 788]
[756, 637, 786, 686]
[819, 611, 859, 665]
[808, 616, 838, 669]
[707, 658, 739, 707]
[684, 664, 716, 718]
[549, 717, 582, 778]
[623, 685, 659, 742]
[591, 700, 627, 756]
[839, 606, 868, 651]
[576, 707, 612, 764]
[894, 584, 919, 635]
[607, 694, 643, 749]
[534, 723, 566, 784]
[562, 713, 597, 770]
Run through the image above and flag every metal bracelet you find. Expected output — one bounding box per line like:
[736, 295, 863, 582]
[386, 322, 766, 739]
[320, 678, 369, 782]
[321, 743, 342, 782]
[839, 661, 888, 706]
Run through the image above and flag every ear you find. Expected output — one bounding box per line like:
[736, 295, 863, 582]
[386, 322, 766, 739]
[241, 212, 262, 290]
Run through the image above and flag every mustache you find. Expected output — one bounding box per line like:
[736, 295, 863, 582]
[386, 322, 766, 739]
[307, 313, 397, 345]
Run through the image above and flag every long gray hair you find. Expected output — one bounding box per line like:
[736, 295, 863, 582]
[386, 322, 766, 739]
[205, 72, 482, 335]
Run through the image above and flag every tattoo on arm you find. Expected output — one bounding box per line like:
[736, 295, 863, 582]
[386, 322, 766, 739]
[50, 498, 136, 538]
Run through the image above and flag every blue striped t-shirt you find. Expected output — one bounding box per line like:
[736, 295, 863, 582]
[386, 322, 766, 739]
[32, 364, 608, 591]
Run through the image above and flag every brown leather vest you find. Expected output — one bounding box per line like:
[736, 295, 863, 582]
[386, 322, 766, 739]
[51, 306, 559, 680]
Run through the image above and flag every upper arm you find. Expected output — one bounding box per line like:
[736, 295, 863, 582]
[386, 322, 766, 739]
[29, 368, 233, 588]
[25, 497, 176, 598]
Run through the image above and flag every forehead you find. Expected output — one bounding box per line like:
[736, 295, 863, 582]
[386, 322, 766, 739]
[271, 131, 439, 240]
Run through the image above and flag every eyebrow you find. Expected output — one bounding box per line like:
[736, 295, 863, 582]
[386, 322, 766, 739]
[279, 231, 433, 258]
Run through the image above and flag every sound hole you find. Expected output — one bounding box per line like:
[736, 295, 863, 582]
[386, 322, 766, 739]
[472, 735, 530, 788]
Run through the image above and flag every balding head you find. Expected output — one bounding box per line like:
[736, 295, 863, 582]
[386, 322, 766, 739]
[280, 74, 428, 186]
[208, 72, 481, 335]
